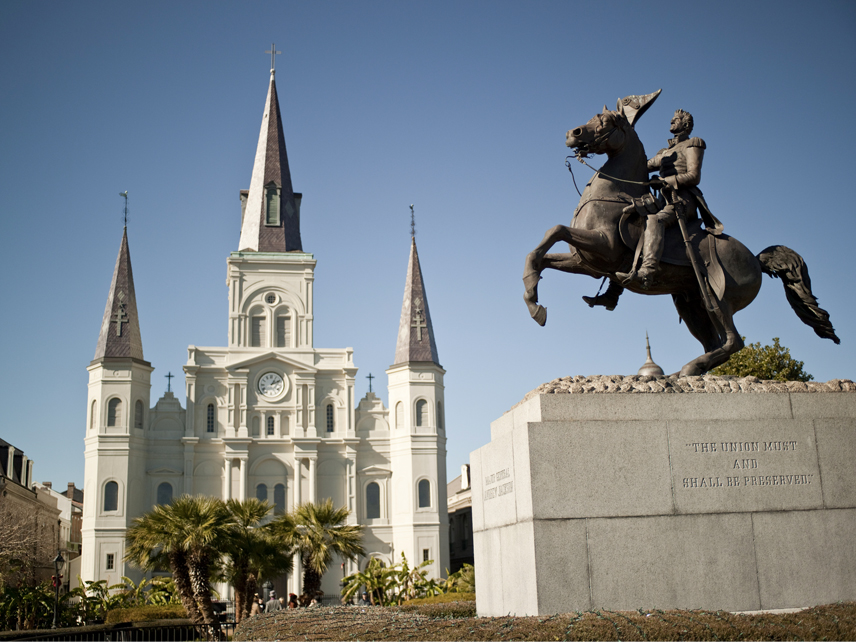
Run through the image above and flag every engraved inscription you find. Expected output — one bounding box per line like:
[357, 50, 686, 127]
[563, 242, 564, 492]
[681, 439, 813, 491]
[483, 467, 513, 501]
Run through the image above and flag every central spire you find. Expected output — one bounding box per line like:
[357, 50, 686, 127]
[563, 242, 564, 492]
[238, 71, 302, 252]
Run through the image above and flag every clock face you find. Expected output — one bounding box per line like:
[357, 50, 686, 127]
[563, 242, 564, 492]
[258, 372, 284, 398]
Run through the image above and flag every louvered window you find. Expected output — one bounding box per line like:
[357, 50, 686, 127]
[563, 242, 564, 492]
[134, 401, 144, 429]
[326, 404, 334, 432]
[265, 185, 280, 225]
[251, 317, 265, 347]
[276, 315, 291, 347]
[107, 399, 122, 427]
[267, 416, 275, 436]
[416, 400, 427, 427]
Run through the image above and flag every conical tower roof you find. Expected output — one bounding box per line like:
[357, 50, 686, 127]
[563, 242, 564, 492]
[393, 238, 440, 365]
[238, 71, 302, 252]
[94, 227, 145, 362]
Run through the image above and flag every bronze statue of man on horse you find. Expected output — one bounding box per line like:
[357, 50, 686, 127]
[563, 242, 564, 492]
[522, 89, 838, 377]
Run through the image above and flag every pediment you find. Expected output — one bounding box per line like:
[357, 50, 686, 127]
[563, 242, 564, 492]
[227, 351, 317, 373]
[148, 467, 183, 476]
[359, 465, 392, 477]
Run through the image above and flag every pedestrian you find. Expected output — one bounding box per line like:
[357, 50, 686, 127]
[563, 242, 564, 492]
[250, 594, 261, 617]
[358, 591, 371, 606]
[265, 591, 282, 612]
[288, 593, 298, 609]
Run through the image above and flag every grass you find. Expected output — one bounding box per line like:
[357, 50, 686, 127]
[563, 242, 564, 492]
[234, 599, 856, 640]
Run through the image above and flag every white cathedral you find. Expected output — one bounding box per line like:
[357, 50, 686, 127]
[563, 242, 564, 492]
[80, 69, 449, 598]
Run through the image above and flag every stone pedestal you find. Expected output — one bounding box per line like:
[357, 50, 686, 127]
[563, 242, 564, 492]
[471, 376, 856, 616]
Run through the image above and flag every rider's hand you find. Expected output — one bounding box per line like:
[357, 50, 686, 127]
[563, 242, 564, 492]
[648, 177, 666, 190]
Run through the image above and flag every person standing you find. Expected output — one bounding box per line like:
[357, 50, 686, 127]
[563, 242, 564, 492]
[265, 591, 282, 612]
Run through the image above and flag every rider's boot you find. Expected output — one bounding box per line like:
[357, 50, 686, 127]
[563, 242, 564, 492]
[582, 281, 624, 311]
[616, 219, 665, 289]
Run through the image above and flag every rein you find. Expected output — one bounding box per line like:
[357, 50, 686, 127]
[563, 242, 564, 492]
[565, 154, 651, 197]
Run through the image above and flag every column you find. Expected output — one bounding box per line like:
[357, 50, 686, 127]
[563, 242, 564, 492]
[293, 458, 302, 507]
[224, 458, 232, 500]
[238, 457, 247, 501]
[308, 456, 317, 503]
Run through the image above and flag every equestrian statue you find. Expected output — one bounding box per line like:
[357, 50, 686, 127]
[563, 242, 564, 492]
[522, 90, 839, 377]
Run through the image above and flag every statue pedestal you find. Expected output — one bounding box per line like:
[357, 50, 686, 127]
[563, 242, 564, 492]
[471, 376, 856, 615]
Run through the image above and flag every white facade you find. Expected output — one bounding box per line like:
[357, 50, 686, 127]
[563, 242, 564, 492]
[81, 70, 448, 596]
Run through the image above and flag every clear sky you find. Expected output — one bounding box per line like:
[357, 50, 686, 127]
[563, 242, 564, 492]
[1, 0, 854, 489]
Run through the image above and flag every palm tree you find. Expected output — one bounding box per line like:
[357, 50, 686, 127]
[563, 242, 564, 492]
[271, 499, 365, 598]
[125, 495, 227, 631]
[125, 500, 203, 625]
[221, 498, 293, 623]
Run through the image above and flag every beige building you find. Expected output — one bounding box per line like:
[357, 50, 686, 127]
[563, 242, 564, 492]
[81, 68, 449, 597]
[0, 440, 63, 586]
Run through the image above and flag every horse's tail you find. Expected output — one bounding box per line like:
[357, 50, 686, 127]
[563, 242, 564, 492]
[757, 245, 840, 344]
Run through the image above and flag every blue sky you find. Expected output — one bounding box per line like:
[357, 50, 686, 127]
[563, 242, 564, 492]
[1, 0, 854, 489]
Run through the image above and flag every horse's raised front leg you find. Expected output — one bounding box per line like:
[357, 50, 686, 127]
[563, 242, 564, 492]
[524, 243, 598, 326]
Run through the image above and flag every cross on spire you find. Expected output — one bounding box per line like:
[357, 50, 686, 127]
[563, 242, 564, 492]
[409, 204, 416, 239]
[411, 298, 427, 341]
[366, 373, 374, 393]
[265, 43, 281, 72]
[165, 372, 174, 393]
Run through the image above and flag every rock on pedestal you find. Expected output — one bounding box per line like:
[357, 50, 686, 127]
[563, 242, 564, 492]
[471, 375, 856, 616]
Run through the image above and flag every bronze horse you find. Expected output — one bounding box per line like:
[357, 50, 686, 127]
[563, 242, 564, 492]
[523, 92, 839, 376]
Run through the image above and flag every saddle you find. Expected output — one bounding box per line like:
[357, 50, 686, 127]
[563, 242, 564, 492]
[618, 196, 727, 300]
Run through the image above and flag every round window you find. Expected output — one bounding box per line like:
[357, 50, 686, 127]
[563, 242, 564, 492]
[265, 293, 276, 304]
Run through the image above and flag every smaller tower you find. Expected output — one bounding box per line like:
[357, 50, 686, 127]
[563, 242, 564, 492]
[82, 225, 153, 584]
[637, 332, 665, 376]
[387, 231, 449, 578]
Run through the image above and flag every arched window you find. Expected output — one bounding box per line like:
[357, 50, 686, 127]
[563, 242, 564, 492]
[134, 401, 144, 429]
[252, 416, 260, 437]
[256, 483, 268, 502]
[274, 484, 286, 515]
[437, 402, 444, 431]
[395, 402, 403, 429]
[156, 482, 173, 505]
[418, 479, 431, 508]
[275, 314, 291, 347]
[450, 522, 456, 544]
[90, 400, 97, 430]
[207, 404, 216, 433]
[366, 482, 380, 519]
[104, 481, 119, 511]
[326, 405, 334, 432]
[265, 183, 280, 226]
[107, 399, 122, 427]
[416, 400, 427, 427]
[266, 416, 275, 436]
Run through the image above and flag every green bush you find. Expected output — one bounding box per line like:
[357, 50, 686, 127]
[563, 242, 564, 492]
[105, 604, 187, 624]
[404, 592, 475, 605]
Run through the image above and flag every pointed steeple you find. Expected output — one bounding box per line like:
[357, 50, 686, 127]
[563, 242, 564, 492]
[393, 238, 440, 365]
[93, 228, 145, 362]
[238, 71, 302, 252]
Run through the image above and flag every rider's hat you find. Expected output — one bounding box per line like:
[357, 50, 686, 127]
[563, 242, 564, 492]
[617, 89, 661, 127]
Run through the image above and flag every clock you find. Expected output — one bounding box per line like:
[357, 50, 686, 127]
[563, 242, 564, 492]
[258, 372, 285, 398]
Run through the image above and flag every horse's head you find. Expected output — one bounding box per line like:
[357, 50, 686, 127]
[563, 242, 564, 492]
[565, 107, 629, 157]
[566, 89, 662, 157]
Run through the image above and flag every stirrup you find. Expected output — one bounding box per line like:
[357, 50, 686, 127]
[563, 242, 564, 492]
[582, 293, 618, 311]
